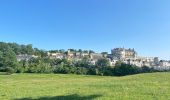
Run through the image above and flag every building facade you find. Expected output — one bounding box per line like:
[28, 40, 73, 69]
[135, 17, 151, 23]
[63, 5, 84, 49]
[111, 48, 137, 59]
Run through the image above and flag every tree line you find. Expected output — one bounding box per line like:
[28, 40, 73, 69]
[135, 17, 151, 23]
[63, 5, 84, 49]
[0, 42, 169, 76]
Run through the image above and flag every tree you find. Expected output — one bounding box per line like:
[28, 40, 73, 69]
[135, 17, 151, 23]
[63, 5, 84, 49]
[87, 66, 100, 75]
[83, 50, 89, 53]
[26, 44, 34, 55]
[115, 61, 122, 67]
[101, 52, 108, 58]
[96, 58, 109, 67]
[75, 57, 91, 68]
[0, 42, 18, 73]
[18, 60, 28, 73]
[50, 59, 63, 66]
[89, 50, 95, 54]
[78, 49, 82, 53]
[141, 66, 154, 73]
[8, 43, 21, 55]
[113, 63, 140, 76]
[59, 49, 65, 53]
[76, 67, 88, 75]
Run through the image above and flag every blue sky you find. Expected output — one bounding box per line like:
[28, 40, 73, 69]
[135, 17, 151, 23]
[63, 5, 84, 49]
[0, 0, 170, 59]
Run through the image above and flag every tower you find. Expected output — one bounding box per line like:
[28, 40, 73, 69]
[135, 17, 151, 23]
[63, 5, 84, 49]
[154, 57, 159, 66]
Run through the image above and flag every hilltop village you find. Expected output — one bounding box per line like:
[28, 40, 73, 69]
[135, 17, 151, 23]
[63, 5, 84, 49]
[17, 48, 170, 70]
[0, 42, 169, 75]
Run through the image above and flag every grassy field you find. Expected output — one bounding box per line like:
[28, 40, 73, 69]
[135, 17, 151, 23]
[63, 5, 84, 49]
[0, 72, 170, 100]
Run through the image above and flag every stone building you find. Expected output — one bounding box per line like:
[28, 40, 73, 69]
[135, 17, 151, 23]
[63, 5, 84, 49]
[111, 48, 137, 59]
[89, 53, 103, 65]
[159, 60, 170, 67]
[48, 52, 65, 59]
[109, 48, 160, 67]
[16, 54, 38, 61]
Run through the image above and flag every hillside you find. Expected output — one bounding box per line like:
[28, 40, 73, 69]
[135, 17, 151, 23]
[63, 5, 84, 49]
[0, 72, 170, 100]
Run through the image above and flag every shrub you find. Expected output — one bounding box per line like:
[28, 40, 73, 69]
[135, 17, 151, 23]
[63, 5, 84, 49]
[113, 63, 140, 76]
[6, 67, 15, 75]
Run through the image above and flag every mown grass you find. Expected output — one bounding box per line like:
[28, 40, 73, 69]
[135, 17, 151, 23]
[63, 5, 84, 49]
[0, 72, 170, 100]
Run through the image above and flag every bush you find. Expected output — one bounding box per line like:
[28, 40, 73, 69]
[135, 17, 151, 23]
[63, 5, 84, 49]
[141, 66, 154, 73]
[87, 67, 99, 75]
[6, 67, 15, 75]
[15, 66, 25, 73]
[113, 63, 140, 76]
[76, 67, 88, 75]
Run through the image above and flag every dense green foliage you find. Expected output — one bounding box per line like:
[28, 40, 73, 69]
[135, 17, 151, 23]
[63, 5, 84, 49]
[0, 42, 47, 74]
[0, 43, 18, 73]
[0, 42, 169, 76]
[0, 73, 170, 100]
[17, 57, 164, 76]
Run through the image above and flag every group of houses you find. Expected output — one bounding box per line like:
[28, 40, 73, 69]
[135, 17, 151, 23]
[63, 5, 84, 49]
[109, 48, 170, 70]
[16, 48, 170, 70]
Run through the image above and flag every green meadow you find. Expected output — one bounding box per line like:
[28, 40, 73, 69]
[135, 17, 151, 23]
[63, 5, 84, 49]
[0, 72, 170, 100]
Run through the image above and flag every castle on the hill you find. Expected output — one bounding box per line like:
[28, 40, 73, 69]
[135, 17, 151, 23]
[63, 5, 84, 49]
[110, 48, 159, 67]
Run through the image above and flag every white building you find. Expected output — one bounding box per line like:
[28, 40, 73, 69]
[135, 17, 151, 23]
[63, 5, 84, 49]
[16, 54, 38, 61]
[159, 60, 170, 67]
[48, 52, 65, 59]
